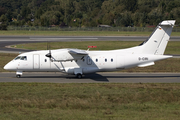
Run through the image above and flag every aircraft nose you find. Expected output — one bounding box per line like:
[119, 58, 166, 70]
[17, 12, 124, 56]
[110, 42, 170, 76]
[4, 62, 13, 70]
[4, 63, 10, 70]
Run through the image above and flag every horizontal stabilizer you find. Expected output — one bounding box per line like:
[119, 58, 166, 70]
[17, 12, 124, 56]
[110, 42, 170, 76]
[159, 20, 175, 26]
[138, 62, 155, 67]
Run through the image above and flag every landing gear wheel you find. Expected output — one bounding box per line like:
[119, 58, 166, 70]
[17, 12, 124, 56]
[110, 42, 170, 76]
[16, 75, 21, 78]
[76, 73, 82, 79]
[16, 71, 23, 78]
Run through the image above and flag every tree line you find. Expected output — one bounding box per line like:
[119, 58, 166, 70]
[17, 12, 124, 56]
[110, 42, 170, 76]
[0, 0, 180, 30]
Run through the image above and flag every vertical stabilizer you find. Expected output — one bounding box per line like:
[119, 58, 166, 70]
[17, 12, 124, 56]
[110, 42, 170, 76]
[141, 20, 175, 55]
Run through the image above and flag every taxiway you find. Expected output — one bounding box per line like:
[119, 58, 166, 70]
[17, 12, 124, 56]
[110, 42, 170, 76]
[0, 72, 180, 83]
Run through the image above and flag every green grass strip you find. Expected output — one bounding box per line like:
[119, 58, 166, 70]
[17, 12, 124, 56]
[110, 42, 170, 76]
[15, 41, 180, 55]
[0, 83, 180, 119]
[0, 30, 180, 36]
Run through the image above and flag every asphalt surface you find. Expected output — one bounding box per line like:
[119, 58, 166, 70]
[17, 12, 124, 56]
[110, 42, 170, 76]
[0, 72, 180, 83]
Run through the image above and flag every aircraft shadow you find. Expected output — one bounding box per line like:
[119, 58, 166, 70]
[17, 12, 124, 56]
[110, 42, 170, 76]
[22, 73, 109, 82]
[64, 73, 109, 82]
[84, 73, 109, 82]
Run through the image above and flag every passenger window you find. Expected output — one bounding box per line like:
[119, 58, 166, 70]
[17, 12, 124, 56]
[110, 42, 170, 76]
[111, 59, 113, 62]
[45, 59, 47, 62]
[105, 59, 107, 62]
[96, 59, 98, 62]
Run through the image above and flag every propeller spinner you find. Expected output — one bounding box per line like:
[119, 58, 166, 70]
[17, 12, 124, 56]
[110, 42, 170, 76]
[45, 51, 51, 58]
[46, 42, 53, 61]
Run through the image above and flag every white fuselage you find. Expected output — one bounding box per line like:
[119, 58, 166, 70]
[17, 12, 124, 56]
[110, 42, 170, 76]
[4, 48, 171, 75]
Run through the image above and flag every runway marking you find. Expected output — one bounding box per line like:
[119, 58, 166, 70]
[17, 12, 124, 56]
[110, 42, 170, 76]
[30, 38, 98, 40]
[0, 38, 98, 42]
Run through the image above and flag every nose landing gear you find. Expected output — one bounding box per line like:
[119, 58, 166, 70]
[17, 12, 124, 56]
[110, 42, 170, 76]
[16, 74, 21, 78]
[16, 71, 23, 78]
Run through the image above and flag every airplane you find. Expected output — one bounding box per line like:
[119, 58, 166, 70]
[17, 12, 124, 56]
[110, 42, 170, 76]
[4, 20, 176, 78]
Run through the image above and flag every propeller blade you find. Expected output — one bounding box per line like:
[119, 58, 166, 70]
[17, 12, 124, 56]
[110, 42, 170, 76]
[45, 53, 51, 58]
[45, 42, 53, 62]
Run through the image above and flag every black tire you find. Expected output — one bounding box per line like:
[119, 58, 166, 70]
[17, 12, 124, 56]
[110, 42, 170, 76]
[76, 73, 82, 79]
[16, 75, 21, 78]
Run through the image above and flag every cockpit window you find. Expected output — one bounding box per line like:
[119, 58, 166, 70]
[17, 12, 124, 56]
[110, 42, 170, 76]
[14, 56, 21, 60]
[20, 56, 27, 60]
[14, 56, 27, 61]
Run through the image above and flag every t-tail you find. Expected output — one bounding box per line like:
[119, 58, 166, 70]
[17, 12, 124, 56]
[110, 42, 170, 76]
[140, 20, 176, 55]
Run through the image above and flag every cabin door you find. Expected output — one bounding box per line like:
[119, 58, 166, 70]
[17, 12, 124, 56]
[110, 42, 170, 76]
[87, 56, 92, 65]
[33, 54, 40, 69]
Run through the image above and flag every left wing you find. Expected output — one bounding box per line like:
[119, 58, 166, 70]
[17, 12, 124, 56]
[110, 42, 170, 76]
[68, 49, 88, 55]
[46, 49, 88, 62]
[68, 49, 88, 60]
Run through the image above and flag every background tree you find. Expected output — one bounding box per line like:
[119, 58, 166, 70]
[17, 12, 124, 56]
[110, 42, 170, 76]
[0, 14, 8, 30]
[0, 0, 180, 28]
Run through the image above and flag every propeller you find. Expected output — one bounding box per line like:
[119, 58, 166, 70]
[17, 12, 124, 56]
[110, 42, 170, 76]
[45, 51, 51, 58]
[45, 42, 53, 61]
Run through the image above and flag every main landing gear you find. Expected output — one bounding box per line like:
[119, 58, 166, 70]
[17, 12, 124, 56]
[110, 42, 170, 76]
[74, 68, 83, 79]
[76, 73, 83, 79]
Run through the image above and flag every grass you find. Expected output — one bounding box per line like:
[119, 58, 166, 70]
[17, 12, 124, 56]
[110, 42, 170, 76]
[15, 41, 142, 51]
[0, 53, 17, 72]
[15, 41, 180, 55]
[0, 83, 180, 119]
[0, 30, 150, 36]
[0, 30, 180, 36]
[166, 41, 180, 55]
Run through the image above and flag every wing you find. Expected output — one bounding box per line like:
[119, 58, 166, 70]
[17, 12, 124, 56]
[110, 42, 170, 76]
[47, 49, 88, 62]
[68, 49, 88, 55]
[68, 49, 88, 60]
